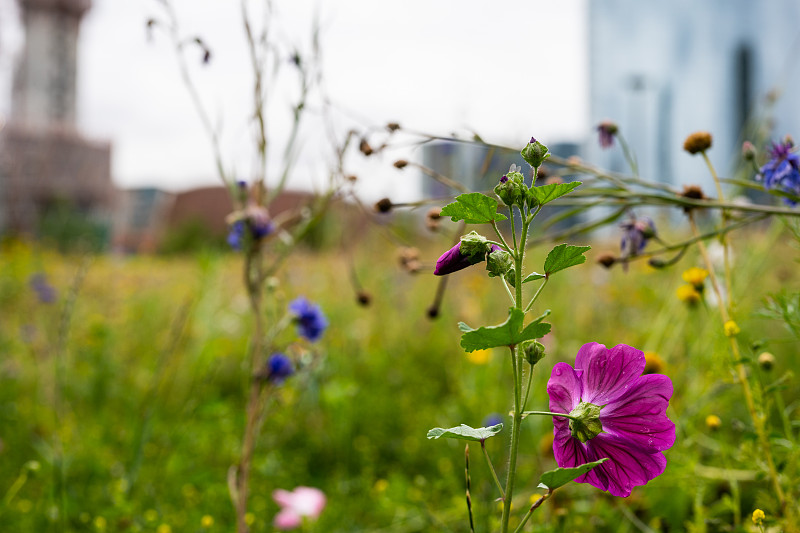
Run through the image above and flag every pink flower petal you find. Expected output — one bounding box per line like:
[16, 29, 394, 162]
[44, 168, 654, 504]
[575, 343, 645, 405]
[586, 434, 668, 497]
[274, 509, 302, 530]
[291, 487, 327, 518]
[547, 362, 582, 416]
[601, 374, 675, 452]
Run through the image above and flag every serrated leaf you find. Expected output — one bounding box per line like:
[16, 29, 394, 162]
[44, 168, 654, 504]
[427, 423, 503, 442]
[543, 244, 591, 276]
[440, 193, 508, 224]
[458, 308, 551, 352]
[522, 272, 545, 284]
[537, 458, 608, 490]
[529, 182, 581, 205]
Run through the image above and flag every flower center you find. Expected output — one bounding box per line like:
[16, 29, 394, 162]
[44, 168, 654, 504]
[568, 401, 604, 443]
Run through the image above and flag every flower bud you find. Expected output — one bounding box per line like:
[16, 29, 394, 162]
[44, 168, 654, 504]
[521, 340, 546, 366]
[486, 248, 513, 278]
[758, 351, 775, 371]
[521, 137, 550, 170]
[683, 131, 713, 155]
[433, 232, 495, 276]
[494, 171, 527, 207]
[596, 121, 618, 149]
[741, 141, 757, 161]
[374, 198, 393, 213]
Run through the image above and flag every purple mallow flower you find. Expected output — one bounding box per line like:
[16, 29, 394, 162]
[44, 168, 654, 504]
[289, 297, 328, 342]
[758, 139, 800, 205]
[266, 353, 294, 384]
[597, 121, 618, 149]
[433, 243, 501, 276]
[29, 273, 57, 304]
[547, 343, 675, 497]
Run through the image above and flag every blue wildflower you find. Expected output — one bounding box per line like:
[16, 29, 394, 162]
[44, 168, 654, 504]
[758, 139, 800, 205]
[482, 413, 503, 428]
[266, 353, 294, 384]
[29, 273, 57, 304]
[619, 215, 655, 266]
[227, 220, 245, 250]
[289, 297, 328, 342]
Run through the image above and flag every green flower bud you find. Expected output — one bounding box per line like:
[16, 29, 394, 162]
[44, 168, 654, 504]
[521, 137, 550, 172]
[494, 170, 527, 207]
[568, 401, 603, 443]
[521, 340, 546, 366]
[486, 248, 514, 278]
[459, 231, 491, 258]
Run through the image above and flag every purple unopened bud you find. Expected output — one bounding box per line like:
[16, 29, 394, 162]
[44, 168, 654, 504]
[499, 175, 509, 183]
[597, 121, 618, 149]
[266, 353, 294, 384]
[434, 243, 500, 276]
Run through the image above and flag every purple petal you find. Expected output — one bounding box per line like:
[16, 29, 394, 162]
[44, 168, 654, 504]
[585, 434, 668, 497]
[602, 374, 675, 452]
[552, 429, 608, 491]
[575, 343, 645, 405]
[434, 243, 488, 276]
[547, 362, 582, 416]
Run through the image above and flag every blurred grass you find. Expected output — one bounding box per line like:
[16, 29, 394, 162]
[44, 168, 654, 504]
[0, 220, 798, 532]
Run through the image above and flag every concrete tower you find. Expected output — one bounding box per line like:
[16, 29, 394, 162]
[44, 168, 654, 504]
[0, 0, 114, 236]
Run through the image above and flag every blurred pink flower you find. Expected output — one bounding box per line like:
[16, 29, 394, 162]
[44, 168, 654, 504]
[273, 486, 326, 530]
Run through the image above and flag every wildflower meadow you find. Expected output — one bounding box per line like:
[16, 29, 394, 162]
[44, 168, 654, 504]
[2, 2, 800, 533]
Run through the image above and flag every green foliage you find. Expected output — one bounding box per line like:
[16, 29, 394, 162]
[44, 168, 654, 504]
[543, 243, 592, 276]
[537, 458, 608, 491]
[458, 308, 551, 352]
[528, 182, 582, 206]
[440, 193, 508, 224]
[36, 199, 109, 253]
[426, 423, 503, 442]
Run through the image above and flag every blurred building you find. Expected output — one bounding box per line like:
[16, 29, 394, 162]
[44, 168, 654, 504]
[0, 0, 115, 234]
[586, 0, 800, 189]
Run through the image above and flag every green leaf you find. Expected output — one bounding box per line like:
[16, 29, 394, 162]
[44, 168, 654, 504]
[427, 423, 503, 442]
[529, 182, 581, 205]
[458, 308, 551, 352]
[537, 458, 608, 491]
[543, 244, 591, 276]
[440, 193, 508, 224]
[522, 272, 545, 284]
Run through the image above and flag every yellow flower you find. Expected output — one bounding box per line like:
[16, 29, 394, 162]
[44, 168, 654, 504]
[752, 508, 765, 525]
[94, 516, 107, 531]
[705, 415, 722, 431]
[201, 515, 214, 528]
[643, 352, 664, 374]
[676, 284, 701, 304]
[157, 525, 172, 533]
[467, 349, 491, 365]
[373, 479, 389, 493]
[723, 320, 740, 337]
[682, 267, 709, 288]
[529, 493, 543, 504]
[244, 513, 256, 526]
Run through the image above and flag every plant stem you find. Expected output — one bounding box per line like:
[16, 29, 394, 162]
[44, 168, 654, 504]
[521, 410, 578, 421]
[481, 440, 505, 499]
[512, 489, 552, 533]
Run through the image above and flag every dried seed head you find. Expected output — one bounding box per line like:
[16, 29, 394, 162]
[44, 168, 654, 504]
[596, 253, 616, 268]
[683, 131, 713, 154]
[393, 159, 408, 169]
[374, 198, 393, 213]
[356, 290, 372, 307]
[359, 138, 374, 156]
[758, 351, 775, 371]
[386, 122, 401, 132]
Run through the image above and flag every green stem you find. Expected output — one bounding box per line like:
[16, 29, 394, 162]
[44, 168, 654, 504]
[521, 366, 535, 412]
[481, 440, 505, 499]
[512, 490, 552, 533]
[521, 410, 578, 421]
[524, 279, 549, 314]
[491, 220, 513, 253]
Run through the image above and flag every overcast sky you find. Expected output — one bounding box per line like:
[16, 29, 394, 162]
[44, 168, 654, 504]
[1, 0, 588, 201]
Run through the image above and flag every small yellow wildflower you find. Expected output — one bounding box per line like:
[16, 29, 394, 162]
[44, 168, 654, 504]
[723, 320, 741, 337]
[529, 493, 543, 504]
[201, 515, 214, 528]
[244, 512, 255, 526]
[467, 349, 491, 365]
[705, 415, 722, 431]
[373, 479, 389, 493]
[157, 524, 172, 533]
[643, 352, 665, 374]
[676, 284, 701, 305]
[682, 267, 709, 288]
[752, 508, 765, 525]
[94, 516, 107, 531]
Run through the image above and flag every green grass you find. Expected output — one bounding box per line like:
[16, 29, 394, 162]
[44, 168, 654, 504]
[0, 223, 798, 532]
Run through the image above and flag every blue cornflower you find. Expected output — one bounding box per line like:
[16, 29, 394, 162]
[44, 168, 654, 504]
[227, 220, 245, 250]
[29, 273, 57, 304]
[289, 297, 328, 342]
[758, 139, 800, 205]
[266, 353, 294, 384]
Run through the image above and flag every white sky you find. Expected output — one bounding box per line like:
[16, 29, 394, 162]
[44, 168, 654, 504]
[1, 0, 588, 201]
